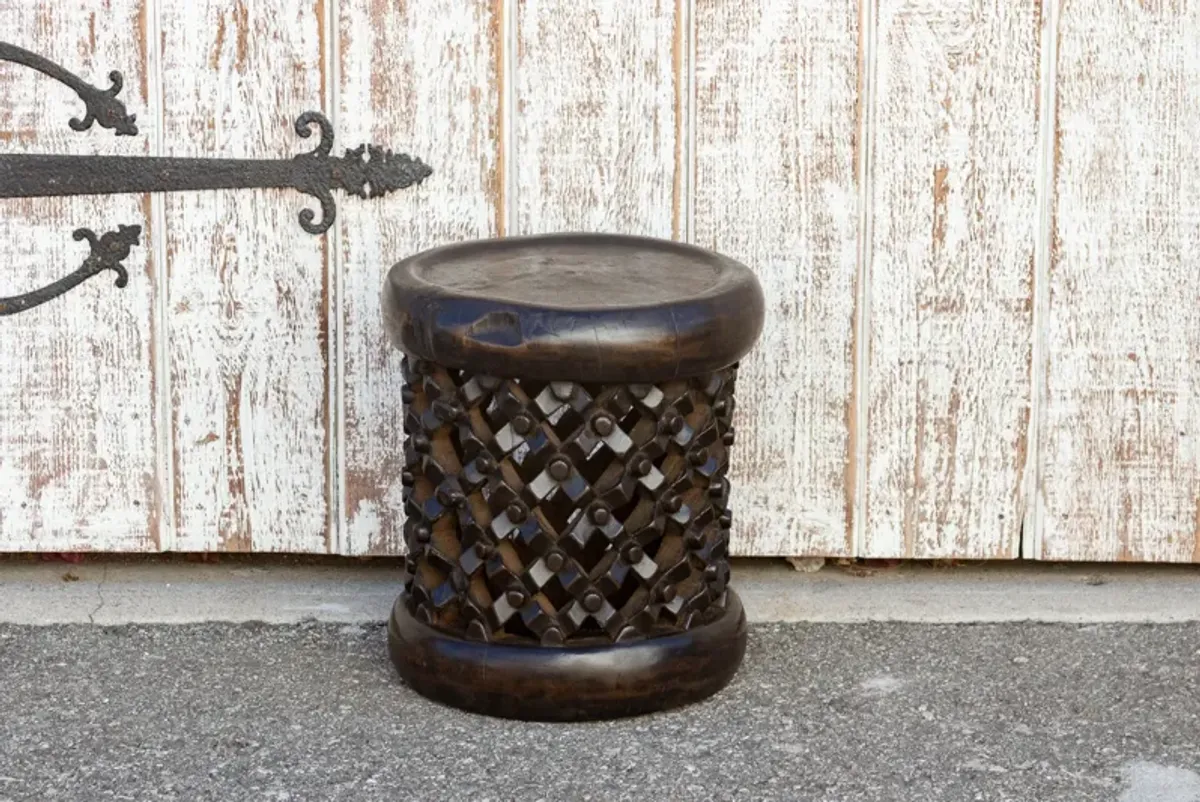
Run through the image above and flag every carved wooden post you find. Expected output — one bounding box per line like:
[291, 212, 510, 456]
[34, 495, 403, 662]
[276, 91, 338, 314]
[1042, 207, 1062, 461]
[382, 233, 765, 721]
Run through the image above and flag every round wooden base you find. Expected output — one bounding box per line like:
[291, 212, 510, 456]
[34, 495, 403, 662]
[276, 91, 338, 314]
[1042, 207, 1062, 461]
[388, 588, 747, 722]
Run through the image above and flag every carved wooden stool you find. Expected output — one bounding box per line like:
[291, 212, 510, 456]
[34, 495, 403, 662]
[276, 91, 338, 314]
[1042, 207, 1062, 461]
[382, 233, 764, 721]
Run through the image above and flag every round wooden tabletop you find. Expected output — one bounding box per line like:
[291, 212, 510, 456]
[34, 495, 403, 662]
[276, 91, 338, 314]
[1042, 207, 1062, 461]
[383, 233, 764, 382]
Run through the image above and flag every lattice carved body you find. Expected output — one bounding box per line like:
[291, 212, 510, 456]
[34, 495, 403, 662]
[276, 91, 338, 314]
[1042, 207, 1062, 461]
[400, 358, 738, 646]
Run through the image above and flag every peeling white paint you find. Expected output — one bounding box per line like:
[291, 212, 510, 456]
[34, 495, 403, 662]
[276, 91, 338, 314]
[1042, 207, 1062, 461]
[3, 1, 1199, 562]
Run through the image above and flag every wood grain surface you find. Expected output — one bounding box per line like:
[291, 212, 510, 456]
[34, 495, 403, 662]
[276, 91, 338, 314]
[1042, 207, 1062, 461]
[336, 0, 501, 555]
[159, 0, 330, 552]
[861, 0, 1040, 558]
[1035, 0, 1200, 562]
[0, 1, 158, 551]
[4, 1, 1200, 562]
[512, 0, 679, 238]
[694, 0, 860, 556]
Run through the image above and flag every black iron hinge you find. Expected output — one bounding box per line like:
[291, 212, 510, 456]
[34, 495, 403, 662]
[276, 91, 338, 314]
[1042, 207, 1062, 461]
[0, 41, 432, 316]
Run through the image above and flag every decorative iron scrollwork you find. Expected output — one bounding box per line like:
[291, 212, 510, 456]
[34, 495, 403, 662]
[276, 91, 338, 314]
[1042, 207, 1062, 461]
[0, 40, 432, 315]
[0, 42, 138, 136]
[0, 225, 141, 316]
[291, 111, 432, 235]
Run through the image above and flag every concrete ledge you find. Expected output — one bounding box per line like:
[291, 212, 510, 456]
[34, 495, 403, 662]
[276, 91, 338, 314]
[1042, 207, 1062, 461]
[1, 558, 1199, 625]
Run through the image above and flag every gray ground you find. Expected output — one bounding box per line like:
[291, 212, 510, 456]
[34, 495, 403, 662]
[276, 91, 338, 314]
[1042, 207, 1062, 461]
[1, 622, 1199, 802]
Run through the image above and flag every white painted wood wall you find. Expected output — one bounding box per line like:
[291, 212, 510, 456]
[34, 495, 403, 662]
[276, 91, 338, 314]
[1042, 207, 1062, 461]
[2, 0, 1198, 562]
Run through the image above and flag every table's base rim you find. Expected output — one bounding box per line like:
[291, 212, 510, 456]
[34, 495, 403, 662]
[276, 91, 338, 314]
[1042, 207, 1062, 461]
[387, 589, 748, 722]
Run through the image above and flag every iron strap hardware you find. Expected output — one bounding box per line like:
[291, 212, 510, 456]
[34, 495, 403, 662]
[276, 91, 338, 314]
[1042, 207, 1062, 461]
[0, 41, 433, 316]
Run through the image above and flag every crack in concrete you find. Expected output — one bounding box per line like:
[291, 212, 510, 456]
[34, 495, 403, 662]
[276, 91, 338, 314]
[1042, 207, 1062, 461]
[87, 564, 109, 625]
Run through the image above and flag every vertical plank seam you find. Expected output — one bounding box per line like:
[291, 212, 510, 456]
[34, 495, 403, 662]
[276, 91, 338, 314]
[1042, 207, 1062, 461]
[685, 0, 696, 243]
[325, 0, 344, 554]
[1026, 0, 1060, 561]
[851, 0, 878, 557]
[501, 0, 517, 236]
[674, 0, 695, 243]
[146, 0, 174, 552]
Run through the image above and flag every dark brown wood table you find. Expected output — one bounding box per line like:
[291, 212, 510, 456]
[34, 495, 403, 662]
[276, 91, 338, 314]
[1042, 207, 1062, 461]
[382, 233, 765, 721]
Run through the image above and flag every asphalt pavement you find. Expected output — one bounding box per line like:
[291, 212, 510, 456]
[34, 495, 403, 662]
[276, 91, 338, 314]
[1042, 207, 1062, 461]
[2, 621, 1199, 801]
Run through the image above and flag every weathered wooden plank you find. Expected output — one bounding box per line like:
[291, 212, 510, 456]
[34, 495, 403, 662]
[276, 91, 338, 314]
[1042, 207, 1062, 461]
[336, 0, 501, 555]
[160, 0, 330, 552]
[1037, 0, 1200, 562]
[862, 0, 1039, 559]
[694, 0, 859, 556]
[513, 0, 678, 237]
[0, 1, 158, 551]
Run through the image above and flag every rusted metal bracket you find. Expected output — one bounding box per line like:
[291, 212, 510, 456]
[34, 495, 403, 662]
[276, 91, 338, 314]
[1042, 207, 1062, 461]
[0, 41, 432, 316]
